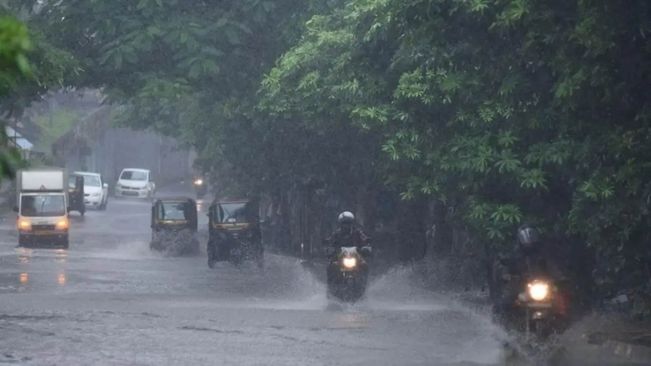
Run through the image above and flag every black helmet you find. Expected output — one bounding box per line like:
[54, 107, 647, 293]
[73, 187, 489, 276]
[338, 211, 355, 224]
[517, 224, 540, 248]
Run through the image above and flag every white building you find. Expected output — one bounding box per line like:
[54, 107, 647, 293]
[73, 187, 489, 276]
[5, 126, 34, 160]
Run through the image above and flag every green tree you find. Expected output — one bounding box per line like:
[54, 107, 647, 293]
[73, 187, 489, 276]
[24, 0, 651, 310]
[0, 14, 31, 179]
[260, 0, 651, 307]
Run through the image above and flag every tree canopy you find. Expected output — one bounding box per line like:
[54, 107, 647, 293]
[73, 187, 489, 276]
[0, 13, 32, 178]
[260, 0, 651, 303]
[10, 0, 651, 310]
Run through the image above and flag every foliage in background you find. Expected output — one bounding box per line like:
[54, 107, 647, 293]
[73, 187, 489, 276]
[19, 0, 651, 310]
[260, 0, 651, 309]
[31, 108, 79, 153]
[0, 13, 30, 180]
[29, 0, 343, 182]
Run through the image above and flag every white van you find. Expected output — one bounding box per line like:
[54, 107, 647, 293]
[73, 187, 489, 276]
[15, 169, 69, 248]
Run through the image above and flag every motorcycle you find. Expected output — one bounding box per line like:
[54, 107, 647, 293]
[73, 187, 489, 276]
[326, 246, 371, 302]
[515, 276, 568, 340]
[193, 177, 207, 199]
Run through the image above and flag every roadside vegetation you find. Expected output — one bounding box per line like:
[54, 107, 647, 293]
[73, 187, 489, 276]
[31, 108, 79, 153]
[4, 0, 651, 316]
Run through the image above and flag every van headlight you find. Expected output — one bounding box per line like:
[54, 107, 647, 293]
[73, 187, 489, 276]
[55, 219, 69, 231]
[528, 281, 550, 301]
[18, 219, 32, 231]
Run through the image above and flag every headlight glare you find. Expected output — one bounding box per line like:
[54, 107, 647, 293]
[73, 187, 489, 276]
[528, 281, 550, 301]
[55, 219, 69, 230]
[18, 219, 31, 231]
[342, 257, 357, 269]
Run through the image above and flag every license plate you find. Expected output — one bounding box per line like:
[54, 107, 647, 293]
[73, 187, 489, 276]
[33, 231, 55, 236]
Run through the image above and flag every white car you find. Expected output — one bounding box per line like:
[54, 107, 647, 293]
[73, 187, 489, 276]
[74, 171, 109, 210]
[115, 168, 156, 199]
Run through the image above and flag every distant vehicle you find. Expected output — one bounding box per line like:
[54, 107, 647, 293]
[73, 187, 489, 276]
[150, 197, 199, 256]
[14, 168, 70, 249]
[74, 171, 109, 210]
[193, 176, 207, 198]
[114, 168, 155, 199]
[67, 173, 85, 216]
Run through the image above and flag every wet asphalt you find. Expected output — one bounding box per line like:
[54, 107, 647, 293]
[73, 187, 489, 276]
[0, 188, 505, 366]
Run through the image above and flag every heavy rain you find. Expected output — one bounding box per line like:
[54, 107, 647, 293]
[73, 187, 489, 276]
[0, 1, 650, 365]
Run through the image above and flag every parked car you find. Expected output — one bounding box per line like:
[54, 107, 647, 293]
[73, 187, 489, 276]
[74, 171, 109, 210]
[115, 168, 156, 199]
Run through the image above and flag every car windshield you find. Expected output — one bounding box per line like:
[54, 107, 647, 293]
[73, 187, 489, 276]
[20, 195, 66, 217]
[120, 170, 147, 181]
[214, 202, 249, 223]
[158, 202, 188, 221]
[82, 175, 101, 187]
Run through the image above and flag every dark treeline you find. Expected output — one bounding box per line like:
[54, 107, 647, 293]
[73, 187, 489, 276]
[4, 1, 651, 315]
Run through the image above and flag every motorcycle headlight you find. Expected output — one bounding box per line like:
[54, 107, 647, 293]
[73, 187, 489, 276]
[342, 257, 357, 269]
[528, 281, 550, 301]
[194, 179, 203, 186]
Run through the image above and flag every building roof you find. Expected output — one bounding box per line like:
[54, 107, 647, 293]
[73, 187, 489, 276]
[73, 171, 101, 177]
[5, 126, 34, 150]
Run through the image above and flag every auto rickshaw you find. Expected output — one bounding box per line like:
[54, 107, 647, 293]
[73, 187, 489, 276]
[207, 199, 263, 268]
[68, 173, 85, 216]
[150, 197, 199, 256]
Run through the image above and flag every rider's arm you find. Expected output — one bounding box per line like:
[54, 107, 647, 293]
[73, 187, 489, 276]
[325, 232, 339, 247]
[356, 229, 370, 246]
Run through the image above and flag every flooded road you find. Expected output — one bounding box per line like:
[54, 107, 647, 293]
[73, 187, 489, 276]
[0, 190, 504, 365]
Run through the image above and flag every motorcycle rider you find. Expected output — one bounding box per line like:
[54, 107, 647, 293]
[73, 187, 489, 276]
[325, 211, 370, 285]
[326, 211, 370, 249]
[493, 224, 565, 318]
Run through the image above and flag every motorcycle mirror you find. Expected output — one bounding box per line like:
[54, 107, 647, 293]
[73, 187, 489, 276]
[360, 246, 373, 257]
[12, 206, 18, 213]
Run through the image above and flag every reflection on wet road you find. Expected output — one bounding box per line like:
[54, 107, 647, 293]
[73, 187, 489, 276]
[0, 193, 505, 365]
